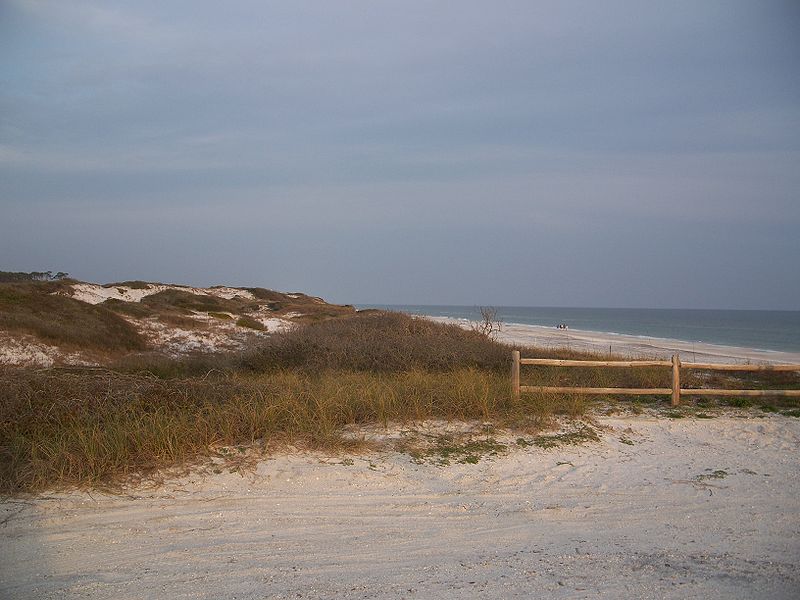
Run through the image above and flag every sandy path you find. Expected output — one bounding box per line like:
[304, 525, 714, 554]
[2, 415, 799, 599]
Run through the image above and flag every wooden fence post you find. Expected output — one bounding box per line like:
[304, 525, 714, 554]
[512, 350, 520, 401]
[514, 355, 800, 399]
[671, 353, 681, 407]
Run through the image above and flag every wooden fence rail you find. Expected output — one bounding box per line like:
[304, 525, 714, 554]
[511, 350, 800, 406]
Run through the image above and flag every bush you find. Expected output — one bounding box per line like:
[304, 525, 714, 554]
[142, 289, 234, 313]
[239, 311, 513, 373]
[236, 316, 265, 330]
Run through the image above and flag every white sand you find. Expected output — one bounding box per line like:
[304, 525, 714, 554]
[430, 317, 800, 365]
[68, 283, 256, 305]
[2, 415, 799, 599]
[0, 332, 56, 367]
[128, 316, 254, 356]
[0, 283, 297, 365]
[0, 332, 94, 367]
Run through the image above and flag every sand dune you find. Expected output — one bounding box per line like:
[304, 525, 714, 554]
[2, 415, 799, 599]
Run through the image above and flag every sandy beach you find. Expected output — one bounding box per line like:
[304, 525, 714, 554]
[2, 414, 799, 599]
[428, 317, 800, 365]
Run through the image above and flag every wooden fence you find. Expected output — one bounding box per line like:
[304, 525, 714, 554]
[510, 351, 800, 406]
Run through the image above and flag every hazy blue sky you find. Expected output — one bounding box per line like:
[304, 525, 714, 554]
[1, 1, 798, 309]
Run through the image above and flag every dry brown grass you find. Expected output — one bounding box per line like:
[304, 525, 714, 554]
[105, 286, 353, 329]
[245, 287, 355, 321]
[0, 368, 524, 494]
[3, 307, 797, 495]
[0, 282, 146, 354]
[240, 311, 511, 373]
[0, 279, 357, 366]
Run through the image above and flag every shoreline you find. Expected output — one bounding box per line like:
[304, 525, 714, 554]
[426, 316, 800, 364]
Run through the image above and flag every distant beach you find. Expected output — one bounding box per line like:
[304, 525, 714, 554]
[437, 317, 800, 365]
[361, 305, 800, 364]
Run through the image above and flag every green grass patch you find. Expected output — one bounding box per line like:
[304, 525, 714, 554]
[409, 435, 508, 466]
[725, 397, 752, 408]
[518, 425, 599, 449]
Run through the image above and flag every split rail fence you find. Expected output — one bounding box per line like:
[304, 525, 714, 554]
[510, 351, 800, 406]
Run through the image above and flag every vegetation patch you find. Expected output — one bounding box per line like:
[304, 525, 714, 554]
[236, 316, 265, 331]
[156, 313, 204, 329]
[665, 411, 686, 419]
[0, 270, 69, 283]
[245, 288, 355, 321]
[725, 397, 752, 408]
[4, 286, 799, 496]
[0, 368, 514, 493]
[239, 311, 512, 373]
[0, 282, 146, 353]
[208, 312, 233, 320]
[518, 425, 599, 449]
[696, 469, 728, 481]
[103, 280, 151, 289]
[407, 434, 508, 466]
[103, 299, 155, 318]
[142, 289, 234, 313]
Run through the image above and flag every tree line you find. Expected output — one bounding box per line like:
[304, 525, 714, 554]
[0, 271, 69, 283]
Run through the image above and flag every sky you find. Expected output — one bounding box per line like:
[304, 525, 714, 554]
[1, 1, 799, 309]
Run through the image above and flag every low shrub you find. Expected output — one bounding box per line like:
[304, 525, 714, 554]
[240, 311, 512, 373]
[142, 289, 234, 313]
[236, 316, 265, 330]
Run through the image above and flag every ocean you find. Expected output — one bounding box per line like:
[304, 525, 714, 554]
[357, 305, 800, 353]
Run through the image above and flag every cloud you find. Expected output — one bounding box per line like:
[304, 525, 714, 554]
[1, 1, 798, 307]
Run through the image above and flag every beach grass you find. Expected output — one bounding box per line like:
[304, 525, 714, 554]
[1, 368, 519, 493]
[2, 311, 798, 494]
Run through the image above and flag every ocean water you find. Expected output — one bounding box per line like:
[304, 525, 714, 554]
[358, 305, 800, 353]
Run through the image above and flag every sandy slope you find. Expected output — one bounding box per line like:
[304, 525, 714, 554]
[2, 415, 799, 599]
[0, 282, 295, 366]
[68, 283, 257, 305]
